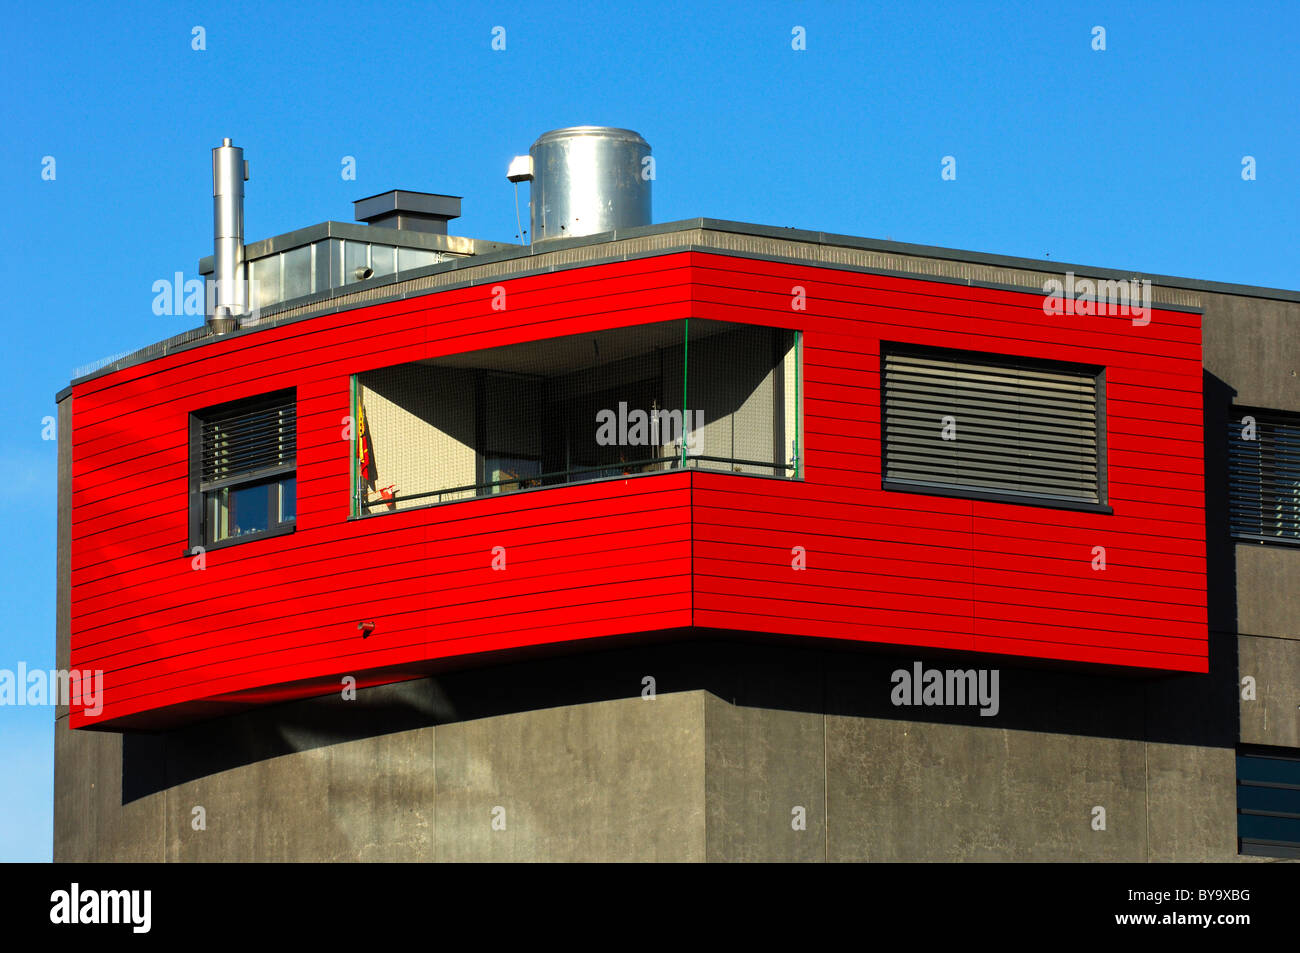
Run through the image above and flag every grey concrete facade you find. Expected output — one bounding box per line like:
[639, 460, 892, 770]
[50, 640, 1252, 862]
[54, 225, 1300, 861]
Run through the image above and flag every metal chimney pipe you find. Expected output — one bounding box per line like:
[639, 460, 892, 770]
[210, 138, 248, 333]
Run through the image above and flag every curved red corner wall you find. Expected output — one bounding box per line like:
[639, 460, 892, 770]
[68, 250, 1207, 730]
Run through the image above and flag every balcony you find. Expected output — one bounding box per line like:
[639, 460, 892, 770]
[352, 319, 802, 516]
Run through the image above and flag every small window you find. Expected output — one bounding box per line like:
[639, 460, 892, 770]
[485, 456, 542, 494]
[190, 389, 296, 548]
[881, 344, 1105, 508]
[1229, 406, 1300, 545]
[1237, 748, 1300, 859]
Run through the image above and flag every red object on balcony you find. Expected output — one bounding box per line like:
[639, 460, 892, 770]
[368, 485, 397, 512]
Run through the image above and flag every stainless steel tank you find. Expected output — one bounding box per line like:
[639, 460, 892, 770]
[529, 127, 651, 241]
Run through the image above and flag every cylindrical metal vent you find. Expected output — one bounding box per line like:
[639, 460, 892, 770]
[528, 127, 651, 242]
[210, 138, 248, 333]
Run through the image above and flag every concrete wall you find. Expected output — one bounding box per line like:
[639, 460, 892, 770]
[1201, 291, 1300, 412]
[57, 686, 706, 863]
[700, 642, 1243, 862]
[1199, 291, 1300, 757]
[54, 641, 1250, 862]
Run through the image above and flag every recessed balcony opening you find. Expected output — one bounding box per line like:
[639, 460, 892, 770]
[351, 319, 801, 515]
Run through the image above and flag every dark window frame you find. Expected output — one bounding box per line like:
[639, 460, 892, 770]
[1228, 405, 1300, 548]
[1237, 745, 1300, 859]
[879, 342, 1111, 513]
[188, 388, 297, 553]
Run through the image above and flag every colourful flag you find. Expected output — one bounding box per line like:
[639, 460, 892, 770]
[357, 398, 370, 483]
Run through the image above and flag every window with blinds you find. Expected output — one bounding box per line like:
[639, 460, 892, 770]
[190, 389, 297, 547]
[1237, 748, 1300, 858]
[881, 346, 1105, 507]
[1228, 407, 1300, 544]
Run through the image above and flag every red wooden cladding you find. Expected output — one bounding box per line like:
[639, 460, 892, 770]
[67, 250, 1208, 729]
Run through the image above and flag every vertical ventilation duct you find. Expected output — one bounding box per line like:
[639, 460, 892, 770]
[210, 138, 248, 333]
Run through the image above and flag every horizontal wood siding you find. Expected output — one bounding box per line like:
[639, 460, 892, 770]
[688, 255, 1207, 674]
[68, 250, 1208, 728]
[70, 256, 696, 727]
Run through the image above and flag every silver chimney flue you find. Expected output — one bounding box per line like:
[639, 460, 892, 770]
[209, 138, 248, 333]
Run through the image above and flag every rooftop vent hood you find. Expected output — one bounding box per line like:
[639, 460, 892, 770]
[354, 190, 462, 234]
[509, 126, 651, 242]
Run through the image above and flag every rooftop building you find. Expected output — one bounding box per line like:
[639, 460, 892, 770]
[54, 128, 1300, 861]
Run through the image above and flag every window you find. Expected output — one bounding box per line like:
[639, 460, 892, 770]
[485, 456, 542, 494]
[190, 389, 296, 547]
[350, 320, 801, 515]
[1229, 406, 1300, 544]
[1237, 748, 1300, 858]
[881, 344, 1106, 508]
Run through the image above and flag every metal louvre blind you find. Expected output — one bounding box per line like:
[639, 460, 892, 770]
[1228, 407, 1300, 542]
[199, 390, 296, 488]
[883, 348, 1102, 503]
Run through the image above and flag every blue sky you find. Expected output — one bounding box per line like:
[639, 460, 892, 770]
[2, 0, 1296, 861]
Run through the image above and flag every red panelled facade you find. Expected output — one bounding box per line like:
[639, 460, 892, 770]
[68, 250, 1207, 729]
